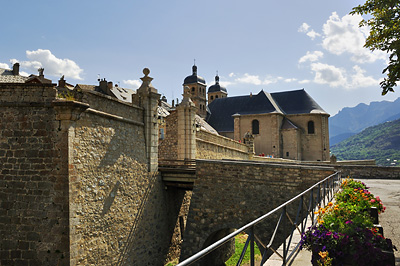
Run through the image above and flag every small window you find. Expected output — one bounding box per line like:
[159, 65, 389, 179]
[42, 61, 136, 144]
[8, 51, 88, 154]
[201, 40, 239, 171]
[192, 87, 195, 92]
[216, 95, 219, 98]
[308, 121, 315, 134]
[211, 96, 214, 100]
[252, 119, 259, 134]
[286, 152, 289, 157]
[160, 128, 165, 140]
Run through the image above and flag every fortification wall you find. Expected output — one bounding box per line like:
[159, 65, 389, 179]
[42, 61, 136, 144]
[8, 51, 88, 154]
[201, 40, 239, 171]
[335, 165, 400, 179]
[196, 129, 250, 160]
[0, 84, 178, 265]
[159, 111, 178, 161]
[0, 84, 70, 265]
[181, 160, 335, 263]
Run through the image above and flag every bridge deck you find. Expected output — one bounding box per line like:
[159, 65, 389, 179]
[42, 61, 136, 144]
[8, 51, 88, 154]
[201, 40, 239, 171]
[159, 160, 196, 190]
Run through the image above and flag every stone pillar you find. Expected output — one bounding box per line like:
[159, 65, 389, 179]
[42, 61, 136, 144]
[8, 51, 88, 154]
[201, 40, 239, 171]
[176, 86, 197, 161]
[233, 113, 241, 141]
[133, 68, 161, 172]
[244, 131, 255, 154]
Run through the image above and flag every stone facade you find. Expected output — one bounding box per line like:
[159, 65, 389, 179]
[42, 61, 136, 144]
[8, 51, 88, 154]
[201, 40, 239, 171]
[196, 130, 250, 160]
[233, 113, 330, 161]
[0, 74, 180, 265]
[159, 110, 179, 161]
[0, 83, 70, 266]
[180, 160, 335, 264]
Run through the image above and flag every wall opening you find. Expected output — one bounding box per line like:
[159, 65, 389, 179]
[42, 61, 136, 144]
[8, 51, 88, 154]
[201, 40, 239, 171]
[252, 119, 259, 135]
[307, 121, 315, 134]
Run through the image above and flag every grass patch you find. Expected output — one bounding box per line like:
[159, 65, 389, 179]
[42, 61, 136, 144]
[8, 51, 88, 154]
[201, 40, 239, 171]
[225, 232, 262, 266]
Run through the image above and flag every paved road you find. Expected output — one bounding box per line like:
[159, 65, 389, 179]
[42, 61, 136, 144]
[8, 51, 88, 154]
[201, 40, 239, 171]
[359, 179, 400, 266]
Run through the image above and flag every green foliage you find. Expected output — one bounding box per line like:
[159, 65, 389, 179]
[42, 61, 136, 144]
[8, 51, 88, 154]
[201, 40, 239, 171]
[225, 233, 261, 266]
[57, 90, 76, 101]
[350, 0, 400, 95]
[331, 119, 400, 166]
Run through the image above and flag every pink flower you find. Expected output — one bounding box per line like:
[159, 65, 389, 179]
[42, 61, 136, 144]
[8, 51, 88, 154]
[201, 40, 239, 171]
[370, 199, 375, 203]
[376, 196, 380, 201]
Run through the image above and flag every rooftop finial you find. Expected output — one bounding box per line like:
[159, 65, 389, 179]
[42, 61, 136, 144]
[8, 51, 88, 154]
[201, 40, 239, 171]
[215, 71, 219, 84]
[192, 60, 197, 75]
[143, 68, 150, 77]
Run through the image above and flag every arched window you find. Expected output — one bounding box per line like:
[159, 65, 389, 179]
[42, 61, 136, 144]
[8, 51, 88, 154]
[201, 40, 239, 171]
[252, 119, 259, 134]
[216, 95, 219, 98]
[211, 96, 214, 100]
[308, 121, 315, 134]
[192, 87, 195, 92]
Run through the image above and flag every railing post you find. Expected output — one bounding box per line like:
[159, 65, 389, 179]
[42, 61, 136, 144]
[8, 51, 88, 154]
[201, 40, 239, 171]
[282, 207, 287, 265]
[250, 226, 255, 266]
[300, 195, 304, 233]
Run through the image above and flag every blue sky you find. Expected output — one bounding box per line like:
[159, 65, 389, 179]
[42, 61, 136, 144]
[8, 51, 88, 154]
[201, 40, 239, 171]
[1, 0, 398, 115]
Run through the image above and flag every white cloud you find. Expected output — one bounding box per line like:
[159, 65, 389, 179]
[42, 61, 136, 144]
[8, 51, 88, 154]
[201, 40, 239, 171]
[298, 23, 310, 33]
[284, 78, 297, 83]
[0, 62, 9, 69]
[219, 80, 233, 87]
[310, 62, 380, 89]
[350, 65, 381, 88]
[299, 23, 320, 40]
[299, 79, 311, 84]
[311, 63, 347, 87]
[228, 72, 235, 78]
[18, 49, 84, 80]
[306, 30, 321, 40]
[322, 12, 387, 63]
[299, 51, 324, 64]
[235, 73, 262, 85]
[123, 79, 141, 89]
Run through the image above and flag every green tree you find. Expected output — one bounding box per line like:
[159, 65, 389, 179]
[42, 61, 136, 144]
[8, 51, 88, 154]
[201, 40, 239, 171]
[351, 0, 400, 95]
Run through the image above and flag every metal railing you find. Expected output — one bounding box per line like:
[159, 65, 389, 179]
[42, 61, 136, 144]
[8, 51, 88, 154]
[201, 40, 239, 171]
[177, 171, 342, 266]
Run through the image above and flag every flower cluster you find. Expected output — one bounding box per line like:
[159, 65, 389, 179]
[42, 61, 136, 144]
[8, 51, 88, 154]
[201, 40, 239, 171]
[300, 178, 394, 266]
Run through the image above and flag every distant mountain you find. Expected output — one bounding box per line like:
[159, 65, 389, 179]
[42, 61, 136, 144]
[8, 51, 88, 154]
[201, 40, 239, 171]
[330, 133, 356, 146]
[329, 97, 400, 145]
[330, 119, 400, 166]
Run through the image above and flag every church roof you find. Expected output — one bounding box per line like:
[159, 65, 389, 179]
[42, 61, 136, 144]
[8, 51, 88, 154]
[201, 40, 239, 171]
[206, 89, 327, 132]
[183, 64, 206, 85]
[271, 89, 326, 115]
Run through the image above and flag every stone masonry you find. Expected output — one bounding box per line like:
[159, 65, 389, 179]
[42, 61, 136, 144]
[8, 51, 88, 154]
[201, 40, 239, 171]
[0, 71, 181, 266]
[180, 160, 335, 265]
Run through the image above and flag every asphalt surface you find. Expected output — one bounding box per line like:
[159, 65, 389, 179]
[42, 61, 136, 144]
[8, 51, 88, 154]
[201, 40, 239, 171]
[287, 178, 400, 266]
[358, 179, 400, 266]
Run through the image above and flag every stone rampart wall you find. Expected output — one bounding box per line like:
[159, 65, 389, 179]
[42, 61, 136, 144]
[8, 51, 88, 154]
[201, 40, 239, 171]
[0, 84, 70, 265]
[336, 165, 400, 179]
[0, 84, 177, 265]
[196, 130, 250, 160]
[79, 90, 143, 120]
[181, 160, 335, 263]
[159, 111, 178, 161]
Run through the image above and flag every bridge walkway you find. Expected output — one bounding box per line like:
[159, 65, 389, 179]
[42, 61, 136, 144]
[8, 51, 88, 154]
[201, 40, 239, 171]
[159, 159, 196, 190]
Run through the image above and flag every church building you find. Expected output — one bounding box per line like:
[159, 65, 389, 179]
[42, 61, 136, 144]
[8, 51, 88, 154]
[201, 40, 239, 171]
[182, 64, 330, 162]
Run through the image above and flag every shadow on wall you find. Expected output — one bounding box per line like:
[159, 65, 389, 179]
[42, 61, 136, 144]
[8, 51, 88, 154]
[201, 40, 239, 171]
[199, 228, 236, 266]
[101, 181, 121, 216]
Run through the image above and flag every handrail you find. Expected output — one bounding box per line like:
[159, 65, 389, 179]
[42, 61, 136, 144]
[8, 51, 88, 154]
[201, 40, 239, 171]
[176, 171, 341, 266]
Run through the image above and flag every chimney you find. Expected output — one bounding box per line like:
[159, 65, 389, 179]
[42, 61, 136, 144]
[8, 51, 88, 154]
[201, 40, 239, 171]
[58, 75, 66, 88]
[250, 92, 253, 97]
[12, 63, 20, 75]
[172, 99, 175, 107]
[99, 78, 108, 93]
[107, 81, 113, 90]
